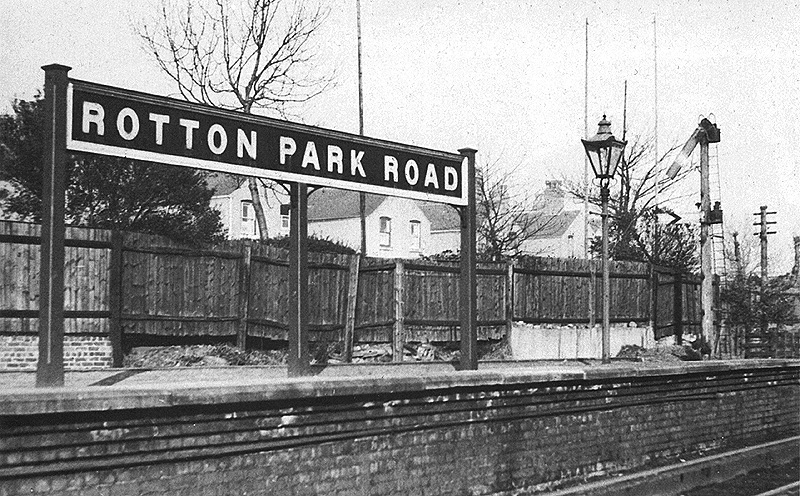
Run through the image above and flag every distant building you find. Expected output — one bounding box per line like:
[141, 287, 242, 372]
[209, 176, 437, 258]
[519, 180, 598, 258]
[208, 176, 288, 240]
[208, 176, 599, 260]
[306, 189, 432, 259]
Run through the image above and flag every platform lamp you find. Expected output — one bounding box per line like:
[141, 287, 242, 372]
[581, 115, 626, 363]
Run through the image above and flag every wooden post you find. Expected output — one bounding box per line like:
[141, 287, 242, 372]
[699, 137, 715, 350]
[37, 64, 70, 387]
[459, 148, 478, 370]
[393, 260, 405, 362]
[589, 259, 597, 327]
[343, 253, 361, 362]
[288, 182, 309, 376]
[649, 264, 658, 341]
[237, 241, 252, 350]
[505, 261, 515, 338]
[674, 270, 683, 345]
[109, 230, 124, 367]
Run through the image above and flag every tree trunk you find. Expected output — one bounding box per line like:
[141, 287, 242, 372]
[248, 177, 269, 240]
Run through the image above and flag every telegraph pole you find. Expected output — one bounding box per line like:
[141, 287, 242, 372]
[357, 0, 367, 256]
[753, 206, 776, 347]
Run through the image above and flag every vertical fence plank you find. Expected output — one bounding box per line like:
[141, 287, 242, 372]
[674, 271, 683, 344]
[650, 264, 658, 336]
[393, 260, 404, 362]
[505, 261, 515, 336]
[237, 241, 252, 350]
[108, 230, 123, 367]
[344, 254, 361, 362]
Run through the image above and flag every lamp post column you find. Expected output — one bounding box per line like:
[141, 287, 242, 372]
[601, 184, 611, 363]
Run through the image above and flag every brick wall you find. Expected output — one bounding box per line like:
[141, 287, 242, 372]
[0, 335, 112, 370]
[0, 361, 797, 495]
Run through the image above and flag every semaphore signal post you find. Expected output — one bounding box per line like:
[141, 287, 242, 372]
[37, 64, 477, 384]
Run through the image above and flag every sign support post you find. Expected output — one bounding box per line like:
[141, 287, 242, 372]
[37, 64, 71, 387]
[459, 148, 478, 370]
[288, 182, 310, 376]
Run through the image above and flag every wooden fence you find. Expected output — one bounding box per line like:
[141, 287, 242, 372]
[0, 220, 703, 364]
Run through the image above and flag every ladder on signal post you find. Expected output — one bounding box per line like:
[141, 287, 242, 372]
[707, 143, 731, 356]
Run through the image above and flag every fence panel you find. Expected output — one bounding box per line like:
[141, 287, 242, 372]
[608, 260, 651, 323]
[0, 221, 110, 335]
[307, 252, 351, 341]
[1, 220, 712, 353]
[513, 257, 650, 325]
[246, 244, 289, 340]
[121, 232, 241, 337]
[354, 260, 395, 342]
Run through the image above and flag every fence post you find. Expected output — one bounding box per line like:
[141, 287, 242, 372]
[649, 264, 658, 341]
[237, 241, 252, 350]
[674, 270, 683, 345]
[505, 261, 515, 338]
[589, 259, 597, 327]
[393, 260, 405, 362]
[343, 253, 361, 362]
[109, 230, 123, 367]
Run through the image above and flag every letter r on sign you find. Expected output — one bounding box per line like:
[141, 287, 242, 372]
[82, 102, 105, 136]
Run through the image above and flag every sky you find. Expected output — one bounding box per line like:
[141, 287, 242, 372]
[1, 0, 798, 273]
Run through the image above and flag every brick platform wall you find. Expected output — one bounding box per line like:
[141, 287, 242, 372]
[0, 335, 112, 370]
[0, 361, 797, 495]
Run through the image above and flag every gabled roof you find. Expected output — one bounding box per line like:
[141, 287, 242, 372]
[526, 210, 581, 239]
[307, 188, 386, 221]
[206, 173, 244, 196]
[419, 202, 461, 231]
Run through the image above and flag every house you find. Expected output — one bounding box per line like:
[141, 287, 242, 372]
[520, 180, 598, 258]
[306, 189, 432, 259]
[415, 180, 599, 259]
[208, 175, 599, 260]
[209, 175, 435, 258]
[208, 176, 290, 240]
[418, 202, 462, 255]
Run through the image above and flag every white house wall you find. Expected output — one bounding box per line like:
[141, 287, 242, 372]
[307, 197, 431, 258]
[211, 183, 289, 240]
[428, 229, 461, 256]
[367, 197, 431, 259]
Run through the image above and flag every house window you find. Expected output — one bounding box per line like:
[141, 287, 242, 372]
[379, 216, 392, 247]
[280, 204, 290, 233]
[410, 220, 421, 252]
[241, 200, 257, 237]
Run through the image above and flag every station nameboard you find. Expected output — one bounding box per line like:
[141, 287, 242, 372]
[66, 80, 467, 205]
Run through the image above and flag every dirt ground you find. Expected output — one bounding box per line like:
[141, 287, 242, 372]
[122, 340, 702, 368]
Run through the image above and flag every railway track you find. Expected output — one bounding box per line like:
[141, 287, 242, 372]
[540, 436, 799, 496]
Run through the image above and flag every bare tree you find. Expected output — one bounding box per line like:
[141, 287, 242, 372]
[565, 133, 691, 267]
[477, 160, 561, 261]
[138, 0, 333, 239]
